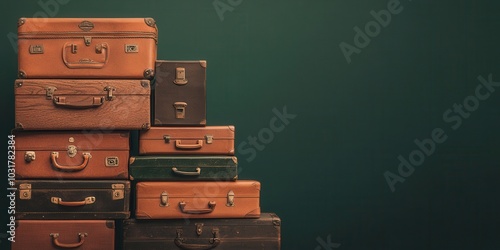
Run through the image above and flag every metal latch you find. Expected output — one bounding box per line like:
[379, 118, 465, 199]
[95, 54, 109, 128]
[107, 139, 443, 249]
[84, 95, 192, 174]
[163, 135, 171, 143]
[84, 36, 92, 46]
[205, 135, 213, 144]
[24, 151, 36, 162]
[29, 45, 44, 54]
[105, 157, 119, 167]
[67, 145, 77, 158]
[46, 87, 57, 100]
[160, 191, 169, 207]
[226, 190, 235, 207]
[71, 44, 78, 54]
[20, 184, 31, 200]
[104, 86, 116, 101]
[195, 223, 204, 236]
[173, 102, 187, 119]
[174, 67, 188, 85]
[112, 184, 125, 200]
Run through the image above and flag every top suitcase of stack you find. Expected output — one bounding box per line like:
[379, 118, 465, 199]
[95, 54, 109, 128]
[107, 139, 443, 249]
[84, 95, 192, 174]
[17, 18, 157, 79]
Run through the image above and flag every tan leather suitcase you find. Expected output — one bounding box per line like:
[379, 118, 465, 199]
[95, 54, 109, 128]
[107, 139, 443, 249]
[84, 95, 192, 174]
[135, 180, 260, 219]
[15, 131, 129, 179]
[15, 79, 150, 130]
[153, 60, 207, 126]
[18, 18, 157, 79]
[139, 126, 235, 155]
[12, 220, 115, 250]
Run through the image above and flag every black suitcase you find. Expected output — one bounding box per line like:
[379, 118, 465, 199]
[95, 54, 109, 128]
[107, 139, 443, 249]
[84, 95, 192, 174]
[15, 180, 130, 219]
[122, 213, 281, 249]
[153, 60, 206, 126]
[129, 156, 238, 181]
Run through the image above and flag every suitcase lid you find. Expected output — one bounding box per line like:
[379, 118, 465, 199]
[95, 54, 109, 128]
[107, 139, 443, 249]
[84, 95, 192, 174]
[140, 126, 235, 140]
[136, 180, 260, 198]
[18, 18, 157, 37]
[14, 131, 129, 151]
[15, 79, 150, 96]
[16, 180, 130, 189]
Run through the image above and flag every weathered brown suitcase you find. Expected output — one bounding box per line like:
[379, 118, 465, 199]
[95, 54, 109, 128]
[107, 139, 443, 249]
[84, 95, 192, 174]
[129, 156, 238, 181]
[135, 180, 260, 219]
[15, 131, 129, 180]
[122, 213, 281, 250]
[15, 79, 150, 130]
[15, 180, 130, 219]
[153, 60, 206, 126]
[12, 220, 115, 250]
[139, 126, 234, 155]
[18, 18, 157, 79]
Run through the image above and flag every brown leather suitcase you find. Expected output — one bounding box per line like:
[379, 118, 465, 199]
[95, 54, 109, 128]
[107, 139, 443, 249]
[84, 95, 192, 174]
[135, 180, 260, 219]
[153, 60, 206, 126]
[15, 79, 150, 130]
[15, 131, 129, 179]
[139, 126, 235, 155]
[122, 213, 281, 250]
[12, 220, 115, 250]
[15, 180, 130, 219]
[18, 18, 157, 79]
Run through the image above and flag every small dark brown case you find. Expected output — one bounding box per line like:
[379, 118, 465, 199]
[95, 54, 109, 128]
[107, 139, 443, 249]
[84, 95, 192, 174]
[153, 60, 206, 126]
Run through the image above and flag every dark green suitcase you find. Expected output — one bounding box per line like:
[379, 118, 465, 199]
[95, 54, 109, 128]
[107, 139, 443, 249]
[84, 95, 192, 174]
[129, 156, 238, 181]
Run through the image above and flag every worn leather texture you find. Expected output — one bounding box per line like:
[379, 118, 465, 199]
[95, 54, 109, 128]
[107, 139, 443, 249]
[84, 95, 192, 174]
[135, 180, 260, 219]
[154, 60, 207, 126]
[14, 131, 129, 179]
[15, 180, 130, 219]
[139, 126, 235, 155]
[15, 79, 151, 130]
[12, 220, 115, 250]
[123, 214, 281, 249]
[17, 18, 157, 79]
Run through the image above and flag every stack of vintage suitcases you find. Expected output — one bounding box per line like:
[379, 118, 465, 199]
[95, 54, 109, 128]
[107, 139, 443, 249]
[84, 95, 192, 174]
[12, 18, 281, 249]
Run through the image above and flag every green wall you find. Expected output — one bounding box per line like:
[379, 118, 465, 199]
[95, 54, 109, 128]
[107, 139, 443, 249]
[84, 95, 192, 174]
[1, 0, 500, 249]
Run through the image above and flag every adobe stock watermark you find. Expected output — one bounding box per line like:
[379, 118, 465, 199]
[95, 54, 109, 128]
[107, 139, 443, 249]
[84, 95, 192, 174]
[339, 0, 404, 64]
[384, 74, 500, 192]
[213, 0, 243, 21]
[7, 0, 72, 54]
[238, 106, 297, 165]
[315, 234, 341, 250]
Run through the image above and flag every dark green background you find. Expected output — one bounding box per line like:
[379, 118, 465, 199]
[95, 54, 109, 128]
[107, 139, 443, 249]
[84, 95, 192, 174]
[1, 0, 500, 249]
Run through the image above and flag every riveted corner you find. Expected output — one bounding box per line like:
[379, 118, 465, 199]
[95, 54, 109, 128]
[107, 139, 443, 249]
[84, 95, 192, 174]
[199, 60, 207, 68]
[18, 18, 26, 27]
[142, 123, 151, 130]
[18, 71, 26, 79]
[144, 69, 154, 80]
[144, 18, 156, 28]
[140, 80, 150, 88]
[106, 220, 115, 229]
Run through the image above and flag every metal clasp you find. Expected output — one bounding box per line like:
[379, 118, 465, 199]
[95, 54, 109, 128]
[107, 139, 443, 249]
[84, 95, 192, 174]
[205, 135, 213, 144]
[19, 184, 31, 200]
[24, 151, 36, 162]
[104, 86, 116, 101]
[67, 145, 77, 158]
[160, 191, 169, 207]
[105, 157, 119, 167]
[112, 184, 125, 200]
[84, 36, 92, 46]
[173, 102, 187, 119]
[195, 223, 204, 236]
[226, 190, 235, 207]
[46, 87, 57, 100]
[163, 135, 171, 143]
[174, 67, 188, 85]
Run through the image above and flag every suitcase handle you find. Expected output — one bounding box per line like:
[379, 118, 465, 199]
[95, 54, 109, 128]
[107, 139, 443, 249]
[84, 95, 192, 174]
[62, 42, 109, 69]
[50, 232, 87, 249]
[53, 96, 104, 109]
[51, 152, 91, 171]
[179, 201, 216, 214]
[172, 167, 201, 176]
[175, 140, 203, 149]
[51, 196, 96, 207]
[174, 237, 220, 250]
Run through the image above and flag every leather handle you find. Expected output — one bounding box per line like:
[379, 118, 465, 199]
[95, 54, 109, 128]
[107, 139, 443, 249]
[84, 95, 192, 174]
[51, 152, 91, 172]
[179, 201, 216, 214]
[174, 238, 220, 250]
[175, 140, 203, 149]
[172, 167, 201, 176]
[50, 233, 87, 249]
[51, 196, 95, 207]
[53, 96, 104, 109]
[63, 42, 109, 69]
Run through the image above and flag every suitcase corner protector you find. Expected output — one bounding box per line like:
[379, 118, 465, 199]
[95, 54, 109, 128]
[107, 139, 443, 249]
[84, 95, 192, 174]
[106, 220, 115, 229]
[199, 60, 207, 68]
